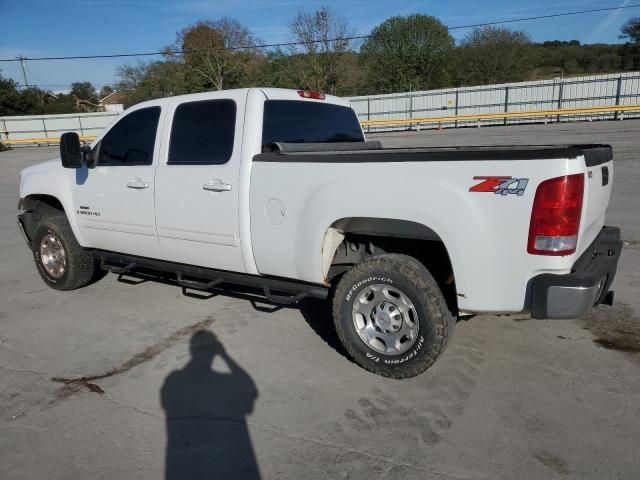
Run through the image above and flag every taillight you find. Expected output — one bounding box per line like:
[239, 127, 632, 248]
[297, 90, 325, 100]
[528, 173, 584, 256]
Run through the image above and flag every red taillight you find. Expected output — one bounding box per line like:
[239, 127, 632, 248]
[297, 90, 325, 100]
[528, 173, 584, 256]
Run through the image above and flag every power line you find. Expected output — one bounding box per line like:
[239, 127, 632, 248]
[1, 4, 640, 63]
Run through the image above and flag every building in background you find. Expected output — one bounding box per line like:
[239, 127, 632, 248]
[98, 91, 127, 112]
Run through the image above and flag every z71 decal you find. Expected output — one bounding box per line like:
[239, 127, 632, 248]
[469, 176, 529, 196]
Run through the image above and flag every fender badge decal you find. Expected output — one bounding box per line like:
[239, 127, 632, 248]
[469, 176, 529, 196]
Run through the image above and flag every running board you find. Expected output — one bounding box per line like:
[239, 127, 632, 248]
[93, 250, 328, 305]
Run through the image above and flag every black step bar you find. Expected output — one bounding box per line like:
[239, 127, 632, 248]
[93, 250, 328, 305]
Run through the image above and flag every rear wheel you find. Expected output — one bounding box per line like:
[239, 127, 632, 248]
[332, 254, 455, 378]
[31, 215, 103, 290]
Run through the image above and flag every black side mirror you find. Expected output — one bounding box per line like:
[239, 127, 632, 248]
[60, 132, 82, 168]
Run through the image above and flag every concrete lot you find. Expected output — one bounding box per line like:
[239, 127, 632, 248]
[1, 121, 639, 479]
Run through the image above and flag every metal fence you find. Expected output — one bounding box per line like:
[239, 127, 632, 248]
[348, 71, 640, 132]
[3, 71, 640, 146]
[0, 111, 118, 146]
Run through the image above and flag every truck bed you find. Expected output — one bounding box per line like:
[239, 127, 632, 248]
[256, 142, 613, 166]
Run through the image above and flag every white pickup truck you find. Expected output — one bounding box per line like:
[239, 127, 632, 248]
[18, 88, 621, 378]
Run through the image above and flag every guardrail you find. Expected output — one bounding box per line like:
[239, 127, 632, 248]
[2, 104, 640, 147]
[1, 135, 97, 147]
[360, 104, 640, 128]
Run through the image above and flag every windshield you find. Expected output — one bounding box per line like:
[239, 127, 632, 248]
[262, 100, 364, 146]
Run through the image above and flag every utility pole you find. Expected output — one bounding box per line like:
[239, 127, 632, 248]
[17, 56, 29, 87]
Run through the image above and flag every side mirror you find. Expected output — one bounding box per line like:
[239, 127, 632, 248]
[60, 132, 82, 168]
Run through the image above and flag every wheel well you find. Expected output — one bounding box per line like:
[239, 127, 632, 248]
[327, 219, 458, 314]
[23, 194, 64, 214]
[22, 194, 65, 237]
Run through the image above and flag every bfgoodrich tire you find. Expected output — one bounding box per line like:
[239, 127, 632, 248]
[332, 254, 455, 379]
[31, 214, 102, 290]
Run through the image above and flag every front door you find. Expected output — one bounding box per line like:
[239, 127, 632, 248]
[73, 106, 163, 259]
[154, 92, 247, 272]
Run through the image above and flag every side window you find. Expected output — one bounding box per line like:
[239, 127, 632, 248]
[98, 107, 161, 166]
[168, 99, 236, 165]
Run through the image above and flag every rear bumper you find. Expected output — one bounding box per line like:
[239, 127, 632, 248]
[528, 226, 622, 319]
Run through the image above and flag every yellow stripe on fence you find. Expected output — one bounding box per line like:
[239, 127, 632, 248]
[2, 104, 640, 146]
[361, 104, 640, 127]
[1, 135, 96, 146]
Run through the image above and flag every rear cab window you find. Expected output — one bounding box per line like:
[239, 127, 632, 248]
[169, 99, 236, 165]
[262, 100, 364, 147]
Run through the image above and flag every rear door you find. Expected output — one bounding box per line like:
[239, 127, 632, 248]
[73, 106, 163, 258]
[154, 92, 247, 272]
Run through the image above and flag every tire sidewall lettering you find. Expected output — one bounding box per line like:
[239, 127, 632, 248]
[345, 276, 393, 302]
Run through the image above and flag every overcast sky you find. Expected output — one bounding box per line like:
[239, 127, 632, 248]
[1, 0, 636, 92]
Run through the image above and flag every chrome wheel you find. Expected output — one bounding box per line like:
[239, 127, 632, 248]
[352, 284, 419, 355]
[39, 233, 67, 279]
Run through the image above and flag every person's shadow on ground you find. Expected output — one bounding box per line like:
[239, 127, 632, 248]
[161, 330, 260, 480]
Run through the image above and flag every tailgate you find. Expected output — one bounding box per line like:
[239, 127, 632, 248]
[580, 146, 614, 253]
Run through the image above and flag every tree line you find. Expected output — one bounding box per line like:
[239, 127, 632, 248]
[2, 10, 640, 116]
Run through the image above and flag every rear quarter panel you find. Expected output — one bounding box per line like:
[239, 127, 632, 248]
[250, 155, 591, 314]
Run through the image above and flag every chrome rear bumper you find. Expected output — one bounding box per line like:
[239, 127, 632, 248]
[528, 226, 622, 319]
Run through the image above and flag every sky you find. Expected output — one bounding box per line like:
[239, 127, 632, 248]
[0, 0, 638, 92]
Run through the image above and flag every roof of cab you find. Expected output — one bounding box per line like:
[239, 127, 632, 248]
[127, 87, 350, 112]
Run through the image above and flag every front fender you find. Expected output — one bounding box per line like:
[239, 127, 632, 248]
[20, 161, 86, 246]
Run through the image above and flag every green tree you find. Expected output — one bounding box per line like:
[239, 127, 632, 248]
[172, 18, 262, 91]
[99, 85, 115, 99]
[41, 92, 77, 114]
[456, 26, 532, 86]
[0, 75, 29, 115]
[251, 50, 300, 89]
[116, 60, 188, 106]
[287, 6, 353, 94]
[70, 81, 98, 103]
[620, 17, 640, 44]
[360, 14, 454, 93]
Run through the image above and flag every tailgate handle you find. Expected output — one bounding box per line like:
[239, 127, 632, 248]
[601, 166, 609, 186]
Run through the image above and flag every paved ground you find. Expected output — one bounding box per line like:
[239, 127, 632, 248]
[1, 121, 639, 480]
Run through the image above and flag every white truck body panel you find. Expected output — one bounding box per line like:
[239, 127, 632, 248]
[250, 155, 611, 313]
[18, 87, 615, 316]
[71, 102, 166, 259]
[154, 90, 248, 272]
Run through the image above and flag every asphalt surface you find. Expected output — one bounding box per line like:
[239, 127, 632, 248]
[1, 121, 639, 480]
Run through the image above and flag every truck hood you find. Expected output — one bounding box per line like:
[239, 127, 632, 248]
[21, 158, 62, 177]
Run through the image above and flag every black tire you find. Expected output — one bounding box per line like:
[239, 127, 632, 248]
[332, 254, 455, 378]
[31, 214, 103, 290]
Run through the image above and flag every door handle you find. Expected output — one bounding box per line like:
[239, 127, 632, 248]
[126, 179, 149, 189]
[203, 180, 232, 192]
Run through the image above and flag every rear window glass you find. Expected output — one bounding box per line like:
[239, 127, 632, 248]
[262, 100, 364, 146]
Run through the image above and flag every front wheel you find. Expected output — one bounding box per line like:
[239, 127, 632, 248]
[332, 254, 455, 378]
[31, 214, 103, 290]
